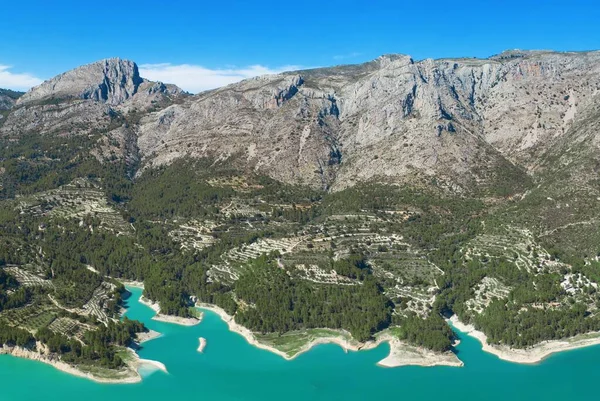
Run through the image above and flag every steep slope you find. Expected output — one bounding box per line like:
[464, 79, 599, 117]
[133, 51, 600, 194]
[136, 73, 343, 188]
[2, 51, 599, 195]
[0, 89, 23, 127]
[498, 90, 600, 255]
[0, 59, 186, 171]
[17, 58, 143, 106]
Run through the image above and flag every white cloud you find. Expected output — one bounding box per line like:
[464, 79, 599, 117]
[0, 65, 43, 91]
[139, 63, 303, 94]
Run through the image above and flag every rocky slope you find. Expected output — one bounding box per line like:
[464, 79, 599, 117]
[18, 58, 143, 106]
[2, 51, 600, 194]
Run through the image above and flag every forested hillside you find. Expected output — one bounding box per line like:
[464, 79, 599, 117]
[1, 127, 599, 361]
[1, 51, 600, 370]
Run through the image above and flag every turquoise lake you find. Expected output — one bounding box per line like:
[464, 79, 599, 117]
[1, 286, 598, 401]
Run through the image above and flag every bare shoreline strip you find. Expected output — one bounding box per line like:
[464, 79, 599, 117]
[448, 315, 600, 364]
[136, 329, 162, 344]
[138, 295, 202, 326]
[0, 345, 166, 384]
[152, 313, 202, 326]
[138, 295, 160, 313]
[0, 282, 172, 384]
[128, 349, 168, 375]
[197, 303, 462, 367]
[118, 279, 145, 289]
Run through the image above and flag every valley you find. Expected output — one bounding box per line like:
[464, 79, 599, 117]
[0, 51, 600, 380]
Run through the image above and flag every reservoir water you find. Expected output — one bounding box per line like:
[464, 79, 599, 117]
[0, 287, 598, 401]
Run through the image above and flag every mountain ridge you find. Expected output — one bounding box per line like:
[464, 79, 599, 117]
[1, 50, 599, 195]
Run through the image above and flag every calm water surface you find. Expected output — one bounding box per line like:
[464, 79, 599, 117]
[0, 287, 598, 401]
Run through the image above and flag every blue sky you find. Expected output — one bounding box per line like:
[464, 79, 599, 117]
[1, 0, 598, 92]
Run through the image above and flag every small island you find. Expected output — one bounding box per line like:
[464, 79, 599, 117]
[197, 337, 207, 352]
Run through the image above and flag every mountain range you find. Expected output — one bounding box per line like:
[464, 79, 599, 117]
[1, 50, 600, 375]
[2, 50, 598, 194]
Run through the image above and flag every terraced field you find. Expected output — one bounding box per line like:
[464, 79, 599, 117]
[465, 277, 512, 314]
[17, 178, 131, 234]
[464, 228, 549, 273]
[370, 249, 441, 285]
[82, 282, 117, 323]
[169, 219, 218, 251]
[207, 176, 265, 192]
[280, 252, 331, 270]
[220, 199, 269, 218]
[386, 284, 437, 318]
[209, 237, 305, 283]
[293, 264, 358, 285]
[49, 317, 92, 342]
[0, 303, 57, 333]
[3, 265, 53, 288]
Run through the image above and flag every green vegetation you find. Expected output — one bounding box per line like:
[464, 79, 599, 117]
[255, 328, 352, 357]
[0, 323, 34, 347]
[1, 130, 599, 367]
[0, 270, 30, 311]
[234, 256, 391, 342]
[0, 89, 24, 99]
[390, 314, 454, 352]
[35, 317, 145, 368]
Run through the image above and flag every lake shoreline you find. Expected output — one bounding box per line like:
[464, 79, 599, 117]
[0, 343, 166, 384]
[136, 329, 162, 344]
[137, 294, 202, 326]
[124, 283, 461, 367]
[449, 315, 600, 363]
[128, 284, 600, 368]
[196, 302, 462, 367]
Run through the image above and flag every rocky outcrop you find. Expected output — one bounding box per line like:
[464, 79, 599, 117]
[1, 59, 184, 145]
[1, 100, 114, 137]
[18, 58, 144, 106]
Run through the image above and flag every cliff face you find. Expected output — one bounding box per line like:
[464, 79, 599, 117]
[17, 58, 143, 106]
[0, 59, 184, 157]
[3, 50, 600, 194]
[133, 50, 600, 192]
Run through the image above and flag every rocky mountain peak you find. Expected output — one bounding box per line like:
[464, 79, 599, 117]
[375, 54, 414, 67]
[18, 58, 144, 106]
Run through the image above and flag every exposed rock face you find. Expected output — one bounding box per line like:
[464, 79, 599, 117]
[3, 51, 600, 193]
[1, 59, 185, 141]
[18, 58, 144, 106]
[2, 100, 114, 137]
[134, 50, 600, 192]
